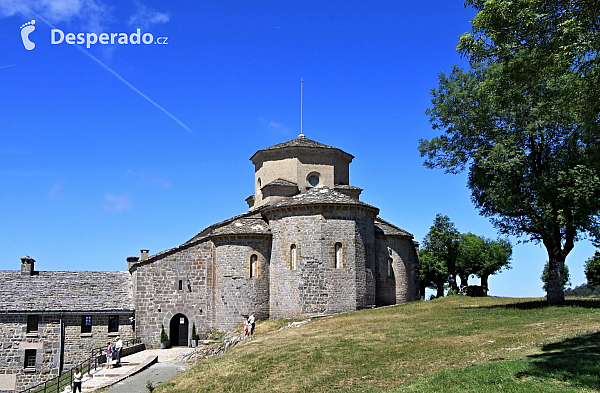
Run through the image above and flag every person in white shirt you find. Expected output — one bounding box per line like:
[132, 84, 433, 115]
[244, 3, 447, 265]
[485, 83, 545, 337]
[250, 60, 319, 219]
[72, 367, 82, 392]
[114, 336, 123, 366]
[247, 312, 256, 336]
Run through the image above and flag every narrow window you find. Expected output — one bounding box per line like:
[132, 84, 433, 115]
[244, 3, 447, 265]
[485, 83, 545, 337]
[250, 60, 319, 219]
[81, 315, 92, 334]
[178, 280, 183, 290]
[387, 257, 393, 278]
[24, 349, 36, 368]
[108, 315, 119, 333]
[335, 243, 343, 268]
[250, 254, 258, 278]
[26, 315, 38, 333]
[290, 244, 297, 270]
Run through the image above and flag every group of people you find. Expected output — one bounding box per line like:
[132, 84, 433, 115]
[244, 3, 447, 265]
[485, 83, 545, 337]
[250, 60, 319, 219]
[105, 336, 124, 369]
[243, 312, 256, 338]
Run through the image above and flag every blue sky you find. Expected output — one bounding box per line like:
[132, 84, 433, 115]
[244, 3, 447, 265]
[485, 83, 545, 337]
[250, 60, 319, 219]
[0, 0, 595, 297]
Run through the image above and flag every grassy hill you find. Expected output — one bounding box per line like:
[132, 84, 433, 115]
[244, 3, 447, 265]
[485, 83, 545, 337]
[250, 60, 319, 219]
[156, 297, 600, 392]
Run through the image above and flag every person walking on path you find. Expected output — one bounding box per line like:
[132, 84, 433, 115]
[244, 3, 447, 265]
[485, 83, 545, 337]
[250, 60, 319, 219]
[72, 367, 82, 392]
[114, 336, 123, 366]
[248, 312, 256, 336]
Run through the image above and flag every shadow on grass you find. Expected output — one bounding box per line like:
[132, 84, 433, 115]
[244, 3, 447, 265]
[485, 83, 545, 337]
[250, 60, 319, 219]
[478, 298, 600, 310]
[516, 331, 600, 390]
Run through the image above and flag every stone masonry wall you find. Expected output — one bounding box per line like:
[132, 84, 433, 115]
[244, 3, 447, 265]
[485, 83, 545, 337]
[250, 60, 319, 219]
[62, 314, 134, 369]
[212, 237, 271, 331]
[0, 314, 60, 392]
[267, 205, 375, 318]
[375, 236, 420, 305]
[132, 242, 212, 348]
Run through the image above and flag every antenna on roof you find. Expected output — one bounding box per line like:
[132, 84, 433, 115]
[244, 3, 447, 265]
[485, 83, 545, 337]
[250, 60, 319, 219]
[299, 78, 304, 138]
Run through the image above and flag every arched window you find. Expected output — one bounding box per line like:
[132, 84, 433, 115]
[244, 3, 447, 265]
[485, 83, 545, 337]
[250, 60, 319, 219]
[387, 257, 393, 278]
[290, 244, 297, 270]
[334, 242, 343, 268]
[250, 254, 258, 278]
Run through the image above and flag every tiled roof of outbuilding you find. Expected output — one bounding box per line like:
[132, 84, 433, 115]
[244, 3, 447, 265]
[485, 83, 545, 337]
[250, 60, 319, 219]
[0, 270, 133, 312]
[269, 185, 377, 210]
[374, 217, 413, 238]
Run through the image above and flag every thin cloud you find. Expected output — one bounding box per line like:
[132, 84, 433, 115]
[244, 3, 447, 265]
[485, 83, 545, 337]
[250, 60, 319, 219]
[103, 192, 132, 212]
[258, 117, 291, 135]
[26, 13, 192, 134]
[0, 0, 112, 31]
[48, 181, 65, 200]
[126, 169, 171, 189]
[128, 2, 169, 30]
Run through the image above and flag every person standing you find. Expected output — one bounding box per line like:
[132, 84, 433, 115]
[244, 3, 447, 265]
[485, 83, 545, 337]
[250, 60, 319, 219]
[248, 312, 256, 336]
[106, 341, 113, 369]
[72, 367, 82, 392]
[114, 336, 123, 366]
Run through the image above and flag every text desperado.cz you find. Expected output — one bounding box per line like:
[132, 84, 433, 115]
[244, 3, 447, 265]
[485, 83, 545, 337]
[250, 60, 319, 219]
[51, 29, 168, 48]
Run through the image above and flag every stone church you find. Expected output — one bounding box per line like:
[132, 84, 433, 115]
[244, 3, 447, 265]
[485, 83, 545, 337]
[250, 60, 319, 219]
[0, 135, 420, 392]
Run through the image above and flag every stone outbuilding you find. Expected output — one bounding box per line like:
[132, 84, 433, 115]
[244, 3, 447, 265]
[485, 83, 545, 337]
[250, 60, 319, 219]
[0, 256, 134, 392]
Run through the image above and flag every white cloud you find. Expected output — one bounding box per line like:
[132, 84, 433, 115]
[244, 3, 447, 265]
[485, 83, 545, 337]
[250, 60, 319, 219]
[103, 192, 132, 212]
[125, 169, 170, 189]
[48, 180, 65, 200]
[258, 117, 291, 134]
[128, 2, 169, 30]
[0, 0, 112, 31]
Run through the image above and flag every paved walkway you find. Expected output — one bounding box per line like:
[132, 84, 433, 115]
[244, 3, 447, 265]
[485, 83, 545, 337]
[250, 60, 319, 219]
[75, 347, 192, 392]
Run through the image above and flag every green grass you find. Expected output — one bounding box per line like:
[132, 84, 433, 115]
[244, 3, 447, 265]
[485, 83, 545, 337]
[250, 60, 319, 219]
[156, 297, 600, 392]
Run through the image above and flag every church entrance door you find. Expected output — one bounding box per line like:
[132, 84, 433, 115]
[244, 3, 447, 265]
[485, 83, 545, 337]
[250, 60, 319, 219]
[169, 314, 189, 346]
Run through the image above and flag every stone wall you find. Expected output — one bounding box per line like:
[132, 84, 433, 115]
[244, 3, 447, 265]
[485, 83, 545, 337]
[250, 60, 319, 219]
[132, 242, 213, 348]
[267, 205, 376, 318]
[62, 313, 135, 369]
[0, 314, 60, 392]
[375, 236, 420, 305]
[212, 236, 271, 331]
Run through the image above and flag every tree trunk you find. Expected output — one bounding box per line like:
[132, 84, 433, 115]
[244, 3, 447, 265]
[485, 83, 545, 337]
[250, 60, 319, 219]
[436, 281, 445, 298]
[458, 274, 468, 292]
[546, 254, 566, 304]
[480, 275, 489, 296]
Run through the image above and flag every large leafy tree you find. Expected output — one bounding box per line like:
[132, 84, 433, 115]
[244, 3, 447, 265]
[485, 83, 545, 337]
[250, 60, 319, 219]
[584, 251, 600, 289]
[420, 0, 600, 303]
[421, 214, 461, 292]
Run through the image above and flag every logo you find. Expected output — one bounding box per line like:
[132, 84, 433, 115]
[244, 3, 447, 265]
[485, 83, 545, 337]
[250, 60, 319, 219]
[20, 19, 36, 50]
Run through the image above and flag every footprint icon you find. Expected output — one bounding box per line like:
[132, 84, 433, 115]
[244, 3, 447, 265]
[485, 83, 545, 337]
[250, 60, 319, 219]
[20, 19, 36, 50]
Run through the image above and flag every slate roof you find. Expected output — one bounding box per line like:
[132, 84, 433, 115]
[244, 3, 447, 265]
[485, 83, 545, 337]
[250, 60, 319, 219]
[269, 185, 377, 210]
[374, 217, 414, 238]
[0, 271, 133, 312]
[250, 136, 354, 162]
[262, 178, 298, 188]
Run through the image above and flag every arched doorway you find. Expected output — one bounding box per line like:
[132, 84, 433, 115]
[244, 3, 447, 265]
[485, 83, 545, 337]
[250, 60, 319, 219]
[169, 314, 189, 347]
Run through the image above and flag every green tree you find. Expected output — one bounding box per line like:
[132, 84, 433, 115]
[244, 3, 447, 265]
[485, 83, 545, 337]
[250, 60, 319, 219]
[456, 233, 486, 288]
[418, 248, 447, 299]
[584, 251, 600, 289]
[456, 233, 512, 294]
[478, 238, 512, 295]
[422, 214, 461, 293]
[541, 261, 571, 292]
[420, 0, 600, 303]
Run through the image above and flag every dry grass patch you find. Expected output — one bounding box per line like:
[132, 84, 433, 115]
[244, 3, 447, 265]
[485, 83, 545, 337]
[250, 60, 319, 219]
[156, 297, 600, 392]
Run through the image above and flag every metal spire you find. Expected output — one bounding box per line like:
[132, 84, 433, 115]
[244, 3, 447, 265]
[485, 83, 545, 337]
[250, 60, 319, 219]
[299, 78, 304, 138]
